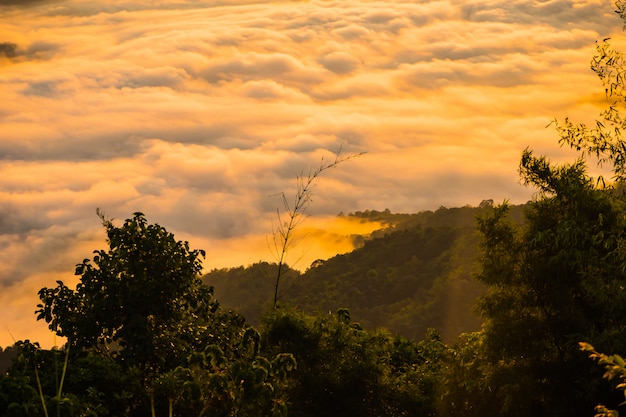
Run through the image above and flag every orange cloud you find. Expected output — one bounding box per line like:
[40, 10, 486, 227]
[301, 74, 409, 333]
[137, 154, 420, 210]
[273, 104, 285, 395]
[0, 0, 623, 347]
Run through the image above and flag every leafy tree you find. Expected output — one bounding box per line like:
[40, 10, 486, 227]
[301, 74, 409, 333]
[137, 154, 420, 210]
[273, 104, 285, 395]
[470, 3, 626, 416]
[473, 23, 626, 414]
[36, 211, 211, 370]
[172, 327, 296, 417]
[32, 212, 293, 416]
[0, 344, 41, 417]
[580, 342, 626, 417]
[475, 155, 626, 416]
[0, 342, 69, 417]
[554, 4, 626, 182]
[260, 306, 444, 417]
[437, 332, 497, 417]
[0, 345, 17, 373]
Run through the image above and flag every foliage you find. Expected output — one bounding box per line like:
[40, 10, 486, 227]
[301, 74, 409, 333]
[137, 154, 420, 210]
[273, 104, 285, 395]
[36, 212, 211, 370]
[204, 204, 507, 342]
[554, 33, 626, 181]
[0, 342, 80, 417]
[260, 306, 446, 417]
[436, 332, 497, 417]
[463, 3, 626, 415]
[21, 212, 294, 416]
[0, 345, 41, 417]
[122, 325, 296, 417]
[475, 159, 626, 415]
[581, 342, 626, 417]
[0, 346, 17, 373]
[203, 262, 300, 327]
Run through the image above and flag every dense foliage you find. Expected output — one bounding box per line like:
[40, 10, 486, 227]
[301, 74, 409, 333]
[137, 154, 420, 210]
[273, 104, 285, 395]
[7, 2, 626, 416]
[36, 212, 211, 370]
[0, 213, 452, 417]
[204, 204, 528, 342]
[3, 213, 296, 417]
[473, 156, 626, 416]
[261, 306, 446, 417]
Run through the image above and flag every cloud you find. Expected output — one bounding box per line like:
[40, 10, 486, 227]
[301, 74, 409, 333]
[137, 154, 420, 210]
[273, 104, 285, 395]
[332, 24, 371, 41]
[22, 80, 58, 96]
[399, 55, 540, 88]
[0, 42, 17, 57]
[199, 52, 326, 86]
[25, 41, 58, 59]
[0, 0, 623, 347]
[317, 51, 361, 74]
[239, 79, 310, 100]
[115, 66, 190, 89]
[456, 0, 612, 30]
[0, 40, 58, 61]
[0, 0, 50, 6]
[0, 202, 50, 235]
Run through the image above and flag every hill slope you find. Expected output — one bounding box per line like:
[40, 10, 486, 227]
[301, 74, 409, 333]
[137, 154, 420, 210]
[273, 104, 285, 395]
[203, 203, 526, 341]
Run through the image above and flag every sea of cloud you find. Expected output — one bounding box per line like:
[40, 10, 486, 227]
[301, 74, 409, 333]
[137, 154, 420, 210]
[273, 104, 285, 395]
[0, 0, 621, 346]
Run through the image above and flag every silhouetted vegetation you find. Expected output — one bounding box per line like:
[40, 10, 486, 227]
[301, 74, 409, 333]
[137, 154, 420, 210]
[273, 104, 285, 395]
[6, 2, 626, 416]
[204, 204, 527, 342]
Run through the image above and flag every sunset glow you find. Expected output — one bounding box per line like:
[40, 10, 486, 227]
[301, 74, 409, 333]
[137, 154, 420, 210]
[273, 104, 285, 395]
[0, 0, 621, 347]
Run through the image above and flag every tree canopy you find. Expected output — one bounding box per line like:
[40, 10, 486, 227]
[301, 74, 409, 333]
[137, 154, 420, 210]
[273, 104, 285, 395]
[36, 212, 213, 369]
[467, 1, 626, 413]
[30, 212, 294, 416]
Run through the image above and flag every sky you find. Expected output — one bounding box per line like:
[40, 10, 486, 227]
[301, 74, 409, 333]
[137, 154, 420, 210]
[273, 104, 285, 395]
[0, 0, 622, 347]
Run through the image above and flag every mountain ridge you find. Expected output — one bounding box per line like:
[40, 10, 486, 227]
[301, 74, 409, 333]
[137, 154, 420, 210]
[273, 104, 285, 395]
[203, 202, 527, 341]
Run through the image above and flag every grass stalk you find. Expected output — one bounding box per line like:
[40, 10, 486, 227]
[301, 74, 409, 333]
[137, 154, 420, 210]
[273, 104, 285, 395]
[34, 345, 71, 417]
[151, 392, 156, 417]
[56, 346, 70, 417]
[34, 363, 50, 417]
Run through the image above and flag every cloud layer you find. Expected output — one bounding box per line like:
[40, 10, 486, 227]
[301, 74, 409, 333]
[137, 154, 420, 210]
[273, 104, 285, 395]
[0, 0, 620, 346]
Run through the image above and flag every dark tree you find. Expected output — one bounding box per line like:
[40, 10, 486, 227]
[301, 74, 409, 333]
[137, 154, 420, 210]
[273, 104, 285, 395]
[260, 307, 445, 417]
[469, 3, 626, 415]
[36, 211, 213, 371]
[31, 212, 293, 417]
[475, 153, 626, 416]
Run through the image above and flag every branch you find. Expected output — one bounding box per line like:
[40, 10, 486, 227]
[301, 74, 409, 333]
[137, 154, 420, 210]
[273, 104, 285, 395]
[269, 148, 365, 307]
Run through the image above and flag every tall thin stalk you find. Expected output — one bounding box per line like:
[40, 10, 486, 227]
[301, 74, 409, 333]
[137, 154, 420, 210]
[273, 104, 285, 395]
[269, 149, 364, 308]
[150, 392, 156, 417]
[34, 345, 70, 417]
[56, 346, 70, 417]
[34, 363, 49, 417]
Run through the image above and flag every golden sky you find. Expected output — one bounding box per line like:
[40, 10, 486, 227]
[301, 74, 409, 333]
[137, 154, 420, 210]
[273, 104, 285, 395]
[0, 0, 621, 347]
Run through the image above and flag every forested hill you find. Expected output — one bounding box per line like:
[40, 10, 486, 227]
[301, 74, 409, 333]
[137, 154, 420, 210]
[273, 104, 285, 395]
[202, 202, 526, 342]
